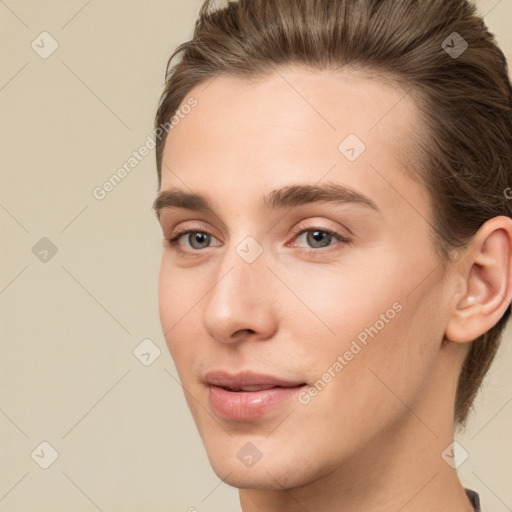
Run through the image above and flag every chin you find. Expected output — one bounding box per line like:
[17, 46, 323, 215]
[218, 470, 284, 490]
[204, 442, 320, 490]
[211, 462, 303, 490]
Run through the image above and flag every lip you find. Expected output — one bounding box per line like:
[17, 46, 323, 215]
[204, 371, 307, 421]
[204, 370, 306, 389]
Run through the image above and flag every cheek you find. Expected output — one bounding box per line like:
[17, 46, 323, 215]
[158, 256, 201, 321]
[280, 258, 405, 347]
[294, 256, 441, 399]
[157, 260, 202, 363]
[325, 277, 442, 427]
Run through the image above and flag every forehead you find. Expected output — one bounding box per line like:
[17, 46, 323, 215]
[160, 65, 427, 219]
[163, 66, 419, 166]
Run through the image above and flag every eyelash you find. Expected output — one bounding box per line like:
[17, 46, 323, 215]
[164, 224, 350, 257]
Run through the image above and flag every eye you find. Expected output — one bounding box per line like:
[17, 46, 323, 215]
[165, 229, 221, 251]
[290, 225, 350, 254]
[164, 224, 350, 255]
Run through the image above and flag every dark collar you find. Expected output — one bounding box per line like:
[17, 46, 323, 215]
[465, 488, 481, 511]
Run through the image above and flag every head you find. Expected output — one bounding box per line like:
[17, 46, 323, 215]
[153, 0, 512, 491]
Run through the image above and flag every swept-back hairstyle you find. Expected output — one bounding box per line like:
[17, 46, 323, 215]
[154, 0, 512, 426]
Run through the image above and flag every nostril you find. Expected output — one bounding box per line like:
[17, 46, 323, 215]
[233, 328, 255, 337]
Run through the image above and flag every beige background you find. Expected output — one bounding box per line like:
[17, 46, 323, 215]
[0, 1, 511, 511]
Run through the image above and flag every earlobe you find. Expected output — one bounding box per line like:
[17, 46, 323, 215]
[445, 216, 512, 344]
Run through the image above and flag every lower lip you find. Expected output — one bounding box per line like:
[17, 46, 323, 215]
[208, 385, 306, 421]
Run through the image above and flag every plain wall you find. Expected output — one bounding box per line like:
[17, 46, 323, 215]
[1, 0, 511, 510]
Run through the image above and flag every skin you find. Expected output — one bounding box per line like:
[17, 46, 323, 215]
[155, 66, 512, 512]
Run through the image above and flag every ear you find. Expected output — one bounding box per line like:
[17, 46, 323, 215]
[445, 216, 512, 343]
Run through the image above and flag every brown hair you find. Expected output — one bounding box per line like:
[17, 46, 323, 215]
[154, 0, 512, 427]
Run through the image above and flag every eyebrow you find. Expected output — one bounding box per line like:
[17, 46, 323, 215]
[152, 183, 379, 219]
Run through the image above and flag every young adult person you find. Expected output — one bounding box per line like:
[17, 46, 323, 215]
[152, 1, 512, 510]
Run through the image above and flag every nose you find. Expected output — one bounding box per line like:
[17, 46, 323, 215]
[202, 244, 278, 345]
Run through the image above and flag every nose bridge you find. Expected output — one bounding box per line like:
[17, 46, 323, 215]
[203, 235, 276, 343]
[209, 236, 267, 311]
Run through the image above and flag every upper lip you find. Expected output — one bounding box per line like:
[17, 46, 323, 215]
[203, 371, 306, 389]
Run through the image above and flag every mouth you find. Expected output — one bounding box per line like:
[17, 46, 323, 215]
[204, 371, 308, 421]
[203, 370, 307, 389]
[217, 383, 304, 392]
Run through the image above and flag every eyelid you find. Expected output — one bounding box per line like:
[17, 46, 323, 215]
[165, 220, 218, 240]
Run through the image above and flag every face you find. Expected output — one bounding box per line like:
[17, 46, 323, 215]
[156, 66, 455, 489]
